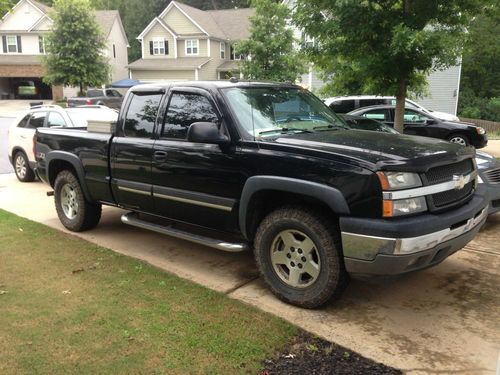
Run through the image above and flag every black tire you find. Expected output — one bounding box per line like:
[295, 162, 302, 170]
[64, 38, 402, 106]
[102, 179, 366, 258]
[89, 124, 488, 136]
[254, 206, 348, 309]
[54, 170, 102, 232]
[13, 151, 35, 182]
[447, 134, 469, 147]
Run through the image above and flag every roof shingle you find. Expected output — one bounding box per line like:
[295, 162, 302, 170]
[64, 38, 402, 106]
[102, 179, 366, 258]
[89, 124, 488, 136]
[128, 57, 211, 71]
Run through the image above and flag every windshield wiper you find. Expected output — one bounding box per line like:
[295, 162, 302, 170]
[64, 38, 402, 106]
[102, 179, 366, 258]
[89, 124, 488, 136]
[259, 127, 314, 135]
[313, 124, 349, 131]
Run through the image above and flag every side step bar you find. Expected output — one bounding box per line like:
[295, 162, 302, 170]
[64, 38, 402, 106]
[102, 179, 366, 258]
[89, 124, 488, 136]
[121, 212, 249, 253]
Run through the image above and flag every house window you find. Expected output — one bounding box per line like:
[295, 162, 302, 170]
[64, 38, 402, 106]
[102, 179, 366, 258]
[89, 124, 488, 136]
[230, 45, 244, 60]
[185, 39, 199, 55]
[39, 36, 45, 54]
[7, 36, 19, 53]
[153, 38, 165, 55]
[302, 34, 315, 49]
[220, 42, 225, 59]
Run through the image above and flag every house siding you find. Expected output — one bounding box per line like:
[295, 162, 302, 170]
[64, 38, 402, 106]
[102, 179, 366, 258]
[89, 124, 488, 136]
[415, 64, 461, 115]
[162, 6, 203, 35]
[143, 23, 175, 59]
[107, 17, 129, 81]
[131, 69, 195, 81]
[0, 1, 43, 31]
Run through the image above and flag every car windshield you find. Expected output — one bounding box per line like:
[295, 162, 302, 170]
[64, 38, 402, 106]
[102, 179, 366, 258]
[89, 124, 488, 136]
[66, 108, 118, 127]
[222, 87, 348, 138]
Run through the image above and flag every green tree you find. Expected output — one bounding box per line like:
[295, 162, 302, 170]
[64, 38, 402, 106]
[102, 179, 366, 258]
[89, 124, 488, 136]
[235, 0, 304, 82]
[294, 0, 486, 132]
[43, 0, 110, 94]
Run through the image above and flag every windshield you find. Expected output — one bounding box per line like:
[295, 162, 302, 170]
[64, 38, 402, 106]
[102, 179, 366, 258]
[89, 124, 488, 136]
[222, 87, 348, 138]
[66, 108, 118, 127]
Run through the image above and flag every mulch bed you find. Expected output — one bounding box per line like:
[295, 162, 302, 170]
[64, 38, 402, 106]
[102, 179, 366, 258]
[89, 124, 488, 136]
[261, 333, 402, 375]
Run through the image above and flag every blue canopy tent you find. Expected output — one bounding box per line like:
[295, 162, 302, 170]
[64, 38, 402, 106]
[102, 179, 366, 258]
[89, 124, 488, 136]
[110, 78, 141, 88]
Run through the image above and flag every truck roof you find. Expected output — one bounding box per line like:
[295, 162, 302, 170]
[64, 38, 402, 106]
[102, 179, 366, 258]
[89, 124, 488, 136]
[130, 80, 301, 93]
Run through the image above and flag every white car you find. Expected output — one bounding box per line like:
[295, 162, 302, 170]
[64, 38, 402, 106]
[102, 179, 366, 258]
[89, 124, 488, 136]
[8, 105, 118, 182]
[324, 95, 460, 122]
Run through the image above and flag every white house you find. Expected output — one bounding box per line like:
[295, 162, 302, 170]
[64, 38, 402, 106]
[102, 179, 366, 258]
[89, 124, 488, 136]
[0, 0, 129, 100]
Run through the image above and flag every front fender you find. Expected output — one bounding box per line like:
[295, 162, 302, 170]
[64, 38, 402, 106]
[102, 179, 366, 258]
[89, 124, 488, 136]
[239, 176, 350, 239]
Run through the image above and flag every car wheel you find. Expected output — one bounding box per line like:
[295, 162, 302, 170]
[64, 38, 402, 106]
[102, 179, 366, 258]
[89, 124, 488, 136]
[54, 170, 102, 232]
[13, 151, 35, 182]
[254, 206, 348, 308]
[448, 134, 469, 147]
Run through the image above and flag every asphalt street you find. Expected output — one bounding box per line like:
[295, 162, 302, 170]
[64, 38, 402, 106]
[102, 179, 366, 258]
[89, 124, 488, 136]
[0, 117, 14, 174]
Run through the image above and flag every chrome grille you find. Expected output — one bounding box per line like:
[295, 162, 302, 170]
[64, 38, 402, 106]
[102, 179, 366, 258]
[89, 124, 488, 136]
[431, 181, 474, 208]
[424, 159, 474, 185]
[484, 167, 500, 184]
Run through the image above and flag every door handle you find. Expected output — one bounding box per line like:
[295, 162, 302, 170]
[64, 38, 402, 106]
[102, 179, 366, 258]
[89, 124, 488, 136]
[153, 151, 168, 162]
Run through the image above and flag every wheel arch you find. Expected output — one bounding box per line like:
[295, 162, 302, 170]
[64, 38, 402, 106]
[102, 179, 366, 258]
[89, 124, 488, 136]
[239, 176, 350, 240]
[46, 151, 94, 202]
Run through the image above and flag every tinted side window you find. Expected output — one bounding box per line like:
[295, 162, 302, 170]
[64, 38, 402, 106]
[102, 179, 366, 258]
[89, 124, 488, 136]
[28, 112, 46, 128]
[17, 114, 31, 128]
[162, 93, 218, 139]
[124, 93, 162, 138]
[329, 99, 355, 113]
[87, 90, 102, 97]
[106, 89, 122, 97]
[360, 99, 386, 107]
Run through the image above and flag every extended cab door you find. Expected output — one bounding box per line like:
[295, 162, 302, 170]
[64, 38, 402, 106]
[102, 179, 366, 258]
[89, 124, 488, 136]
[151, 88, 244, 232]
[110, 90, 164, 212]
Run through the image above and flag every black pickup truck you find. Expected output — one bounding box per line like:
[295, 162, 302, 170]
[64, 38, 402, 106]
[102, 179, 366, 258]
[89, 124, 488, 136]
[35, 81, 488, 308]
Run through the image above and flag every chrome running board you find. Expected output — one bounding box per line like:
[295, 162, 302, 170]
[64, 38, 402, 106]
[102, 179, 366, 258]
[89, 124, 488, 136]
[121, 212, 248, 253]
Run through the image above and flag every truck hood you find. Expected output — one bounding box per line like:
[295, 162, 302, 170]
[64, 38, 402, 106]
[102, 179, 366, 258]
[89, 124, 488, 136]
[271, 130, 475, 172]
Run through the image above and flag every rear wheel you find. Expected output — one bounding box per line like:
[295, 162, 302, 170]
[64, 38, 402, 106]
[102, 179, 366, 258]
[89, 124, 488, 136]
[254, 206, 348, 308]
[54, 170, 101, 232]
[14, 151, 35, 182]
[448, 134, 469, 146]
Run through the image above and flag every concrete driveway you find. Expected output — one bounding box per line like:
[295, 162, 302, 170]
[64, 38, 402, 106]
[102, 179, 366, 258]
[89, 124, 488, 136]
[0, 174, 498, 374]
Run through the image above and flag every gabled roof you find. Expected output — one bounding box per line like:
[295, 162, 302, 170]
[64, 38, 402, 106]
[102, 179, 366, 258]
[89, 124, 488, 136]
[28, 0, 50, 14]
[137, 17, 177, 40]
[156, 1, 254, 41]
[94, 10, 128, 45]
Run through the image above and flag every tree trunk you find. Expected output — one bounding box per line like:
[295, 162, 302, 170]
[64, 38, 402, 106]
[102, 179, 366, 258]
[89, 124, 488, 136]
[79, 82, 83, 97]
[394, 77, 407, 133]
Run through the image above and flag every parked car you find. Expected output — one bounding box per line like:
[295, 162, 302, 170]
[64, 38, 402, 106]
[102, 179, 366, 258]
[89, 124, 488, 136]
[8, 105, 118, 182]
[343, 115, 500, 215]
[15, 80, 38, 99]
[348, 105, 488, 148]
[325, 95, 460, 122]
[35, 81, 489, 308]
[67, 88, 123, 109]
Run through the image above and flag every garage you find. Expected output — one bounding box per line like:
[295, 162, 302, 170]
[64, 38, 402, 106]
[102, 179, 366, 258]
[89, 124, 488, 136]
[0, 55, 61, 100]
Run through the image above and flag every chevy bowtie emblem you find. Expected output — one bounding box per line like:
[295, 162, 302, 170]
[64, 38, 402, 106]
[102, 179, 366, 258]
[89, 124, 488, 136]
[453, 174, 466, 190]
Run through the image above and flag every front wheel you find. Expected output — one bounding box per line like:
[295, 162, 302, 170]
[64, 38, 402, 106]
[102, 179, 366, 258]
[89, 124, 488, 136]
[14, 151, 35, 182]
[54, 170, 102, 232]
[254, 206, 348, 308]
[448, 134, 469, 147]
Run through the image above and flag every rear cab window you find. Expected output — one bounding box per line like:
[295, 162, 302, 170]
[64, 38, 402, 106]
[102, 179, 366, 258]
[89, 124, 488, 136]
[123, 93, 163, 138]
[87, 90, 103, 98]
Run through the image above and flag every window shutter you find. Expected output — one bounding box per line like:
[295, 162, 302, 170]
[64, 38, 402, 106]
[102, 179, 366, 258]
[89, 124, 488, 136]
[2, 36, 6, 53]
[17, 36, 22, 53]
[165, 40, 168, 55]
[149, 41, 154, 55]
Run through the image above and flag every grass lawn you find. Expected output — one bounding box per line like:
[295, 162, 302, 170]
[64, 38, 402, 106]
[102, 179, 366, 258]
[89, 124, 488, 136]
[0, 209, 297, 374]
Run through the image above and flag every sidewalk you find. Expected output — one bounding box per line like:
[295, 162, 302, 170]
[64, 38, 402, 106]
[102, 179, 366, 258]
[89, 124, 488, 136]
[1, 174, 499, 374]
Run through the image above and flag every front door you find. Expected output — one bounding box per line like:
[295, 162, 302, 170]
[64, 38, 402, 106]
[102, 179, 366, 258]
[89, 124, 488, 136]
[151, 88, 245, 232]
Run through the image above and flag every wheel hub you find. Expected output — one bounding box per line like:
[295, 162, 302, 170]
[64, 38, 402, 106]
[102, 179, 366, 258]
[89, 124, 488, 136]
[270, 230, 321, 288]
[60, 184, 79, 220]
[15, 156, 26, 179]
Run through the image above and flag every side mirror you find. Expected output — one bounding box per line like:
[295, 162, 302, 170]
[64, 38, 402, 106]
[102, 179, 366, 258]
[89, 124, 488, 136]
[187, 122, 229, 144]
[425, 119, 436, 125]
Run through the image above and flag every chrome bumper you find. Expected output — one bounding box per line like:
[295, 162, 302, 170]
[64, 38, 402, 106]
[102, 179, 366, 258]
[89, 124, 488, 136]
[342, 206, 487, 260]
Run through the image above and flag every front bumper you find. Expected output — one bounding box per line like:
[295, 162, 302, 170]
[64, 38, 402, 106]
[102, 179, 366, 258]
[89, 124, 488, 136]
[472, 134, 488, 149]
[340, 187, 488, 276]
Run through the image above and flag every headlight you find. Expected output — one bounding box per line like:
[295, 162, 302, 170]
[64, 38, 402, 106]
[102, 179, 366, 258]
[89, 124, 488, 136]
[377, 171, 422, 190]
[383, 197, 427, 217]
[476, 127, 486, 135]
